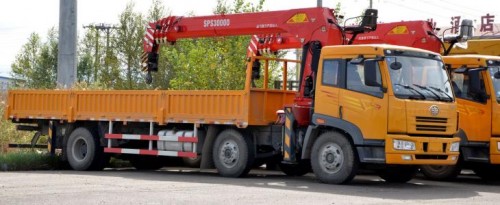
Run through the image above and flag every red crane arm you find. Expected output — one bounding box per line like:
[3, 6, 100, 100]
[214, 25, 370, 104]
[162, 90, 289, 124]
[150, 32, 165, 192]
[142, 7, 344, 70]
[349, 20, 442, 53]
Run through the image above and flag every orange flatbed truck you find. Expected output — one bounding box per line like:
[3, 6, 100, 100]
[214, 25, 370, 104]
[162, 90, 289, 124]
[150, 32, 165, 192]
[5, 8, 460, 184]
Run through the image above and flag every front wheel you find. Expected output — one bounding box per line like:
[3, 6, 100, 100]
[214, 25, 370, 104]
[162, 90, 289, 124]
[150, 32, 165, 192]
[311, 131, 358, 184]
[378, 165, 417, 183]
[213, 129, 254, 177]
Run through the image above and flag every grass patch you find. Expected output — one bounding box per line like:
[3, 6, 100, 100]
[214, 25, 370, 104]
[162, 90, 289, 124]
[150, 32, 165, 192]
[1, 102, 36, 153]
[0, 151, 62, 171]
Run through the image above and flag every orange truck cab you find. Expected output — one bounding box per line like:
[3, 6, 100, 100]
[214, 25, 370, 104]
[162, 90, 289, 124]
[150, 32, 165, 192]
[303, 44, 460, 183]
[421, 55, 500, 180]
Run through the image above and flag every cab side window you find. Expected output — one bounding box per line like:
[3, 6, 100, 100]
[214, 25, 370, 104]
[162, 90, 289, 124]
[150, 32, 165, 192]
[451, 71, 486, 103]
[346, 62, 383, 98]
[322, 60, 340, 87]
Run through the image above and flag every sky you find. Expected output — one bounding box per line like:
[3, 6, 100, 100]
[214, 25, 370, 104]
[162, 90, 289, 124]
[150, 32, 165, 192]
[0, 0, 498, 77]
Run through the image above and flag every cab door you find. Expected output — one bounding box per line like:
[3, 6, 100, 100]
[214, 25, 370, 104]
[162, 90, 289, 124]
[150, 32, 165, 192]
[339, 60, 388, 140]
[315, 59, 344, 118]
[452, 70, 492, 142]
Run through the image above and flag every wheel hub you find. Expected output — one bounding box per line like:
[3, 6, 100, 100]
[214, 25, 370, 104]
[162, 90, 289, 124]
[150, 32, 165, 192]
[219, 140, 239, 168]
[326, 153, 335, 163]
[320, 143, 344, 174]
[73, 137, 89, 161]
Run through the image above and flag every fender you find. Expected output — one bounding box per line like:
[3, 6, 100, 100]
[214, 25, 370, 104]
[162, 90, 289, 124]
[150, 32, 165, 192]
[301, 113, 381, 159]
[456, 129, 490, 163]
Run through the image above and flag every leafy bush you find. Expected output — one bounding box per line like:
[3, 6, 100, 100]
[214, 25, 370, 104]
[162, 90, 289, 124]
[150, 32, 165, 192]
[0, 151, 61, 171]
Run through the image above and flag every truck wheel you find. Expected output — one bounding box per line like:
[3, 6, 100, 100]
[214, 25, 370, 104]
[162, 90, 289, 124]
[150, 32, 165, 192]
[67, 127, 107, 171]
[311, 131, 358, 184]
[473, 165, 500, 181]
[130, 156, 164, 170]
[279, 160, 311, 176]
[379, 165, 417, 183]
[213, 129, 254, 177]
[420, 165, 461, 181]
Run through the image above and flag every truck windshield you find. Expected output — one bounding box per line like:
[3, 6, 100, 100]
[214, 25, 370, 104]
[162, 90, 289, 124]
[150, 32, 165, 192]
[387, 56, 454, 102]
[489, 66, 500, 103]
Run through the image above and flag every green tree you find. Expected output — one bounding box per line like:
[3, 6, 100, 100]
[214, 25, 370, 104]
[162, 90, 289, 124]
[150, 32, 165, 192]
[165, 0, 267, 90]
[11, 28, 58, 89]
[115, 2, 146, 89]
[77, 29, 95, 84]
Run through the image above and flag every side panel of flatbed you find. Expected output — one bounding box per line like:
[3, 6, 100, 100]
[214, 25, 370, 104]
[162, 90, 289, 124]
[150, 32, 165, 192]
[5, 89, 296, 127]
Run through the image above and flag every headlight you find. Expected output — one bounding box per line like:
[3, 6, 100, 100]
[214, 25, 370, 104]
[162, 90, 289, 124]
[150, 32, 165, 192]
[450, 142, 460, 152]
[393, 140, 416, 151]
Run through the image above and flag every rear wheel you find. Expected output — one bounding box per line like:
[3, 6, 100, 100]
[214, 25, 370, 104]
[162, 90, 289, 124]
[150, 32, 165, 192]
[279, 160, 311, 176]
[213, 129, 254, 177]
[420, 165, 461, 181]
[67, 127, 108, 171]
[311, 131, 358, 184]
[379, 165, 417, 183]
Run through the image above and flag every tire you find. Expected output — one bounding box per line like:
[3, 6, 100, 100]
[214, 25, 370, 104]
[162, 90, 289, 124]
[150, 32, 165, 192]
[279, 160, 311, 176]
[311, 131, 358, 184]
[130, 156, 164, 170]
[473, 165, 500, 181]
[379, 165, 417, 183]
[213, 129, 254, 177]
[420, 165, 461, 181]
[67, 127, 108, 171]
[182, 156, 201, 168]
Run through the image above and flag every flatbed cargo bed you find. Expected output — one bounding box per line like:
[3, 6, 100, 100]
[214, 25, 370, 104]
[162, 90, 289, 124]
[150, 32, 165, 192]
[4, 57, 298, 127]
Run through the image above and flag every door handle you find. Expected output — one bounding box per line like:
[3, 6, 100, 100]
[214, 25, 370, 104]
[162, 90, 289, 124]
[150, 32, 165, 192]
[339, 106, 343, 119]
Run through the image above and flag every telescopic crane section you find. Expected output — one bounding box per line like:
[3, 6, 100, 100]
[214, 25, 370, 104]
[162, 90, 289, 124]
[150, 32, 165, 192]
[144, 9, 344, 72]
[142, 7, 346, 98]
[142, 7, 377, 101]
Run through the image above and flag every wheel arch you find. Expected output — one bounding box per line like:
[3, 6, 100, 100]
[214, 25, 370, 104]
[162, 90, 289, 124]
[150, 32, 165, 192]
[301, 114, 364, 160]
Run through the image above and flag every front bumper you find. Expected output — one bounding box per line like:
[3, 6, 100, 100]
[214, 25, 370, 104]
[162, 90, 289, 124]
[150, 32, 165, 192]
[490, 137, 500, 164]
[385, 135, 460, 165]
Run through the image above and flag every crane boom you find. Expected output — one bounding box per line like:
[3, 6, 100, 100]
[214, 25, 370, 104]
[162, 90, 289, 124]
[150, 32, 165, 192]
[143, 7, 343, 69]
[142, 7, 377, 99]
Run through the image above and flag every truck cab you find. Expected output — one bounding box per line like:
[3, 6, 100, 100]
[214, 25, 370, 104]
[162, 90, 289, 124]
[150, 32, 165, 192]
[300, 44, 460, 183]
[422, 55, 500, 180]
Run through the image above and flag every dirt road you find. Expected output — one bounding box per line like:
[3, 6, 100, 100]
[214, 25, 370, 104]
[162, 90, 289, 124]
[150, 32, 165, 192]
[0, 168, 498, 204]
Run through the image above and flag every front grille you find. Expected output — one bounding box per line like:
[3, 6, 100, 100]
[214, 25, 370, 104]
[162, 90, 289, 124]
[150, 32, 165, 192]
[415, 116, 447, 132]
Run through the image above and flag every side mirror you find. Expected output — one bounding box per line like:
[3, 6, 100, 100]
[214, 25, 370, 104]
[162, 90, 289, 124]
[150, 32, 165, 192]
[390, 61, 402, 70]
[360, 9, 378, 31]
[494, 71, 500, 79]
[458, 19, 474, 42]
[252, 61, 261, 79]
[364, 60, 381, 87]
